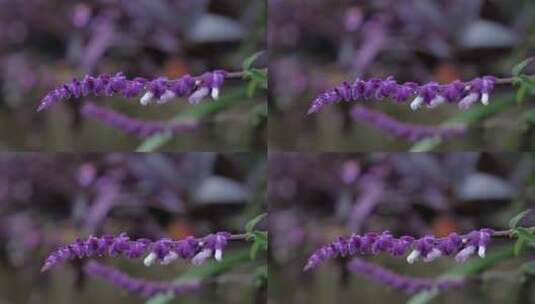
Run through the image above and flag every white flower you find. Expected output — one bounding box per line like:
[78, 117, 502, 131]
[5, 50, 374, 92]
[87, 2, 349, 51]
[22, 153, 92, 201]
[161, 251, 179, 265]
[140, 91, 154, 106]
[478, 245, 486, 258]
[214, 249, 223, 261]
[410, 96, 424, 111]
[211, 87, 220, 100]
[423, 248, 442, 262]
[188, 87, 210, 104]
[158, 90, 176, 104]
[480, 93, 489, 105]
[455, 245, 476, 263]
[406, 249, 421, 264]
[458, 93, 479, 110]
[143, 252, 157, 267]
[428, 95, 445, 108]
[192, 249, 213, 265]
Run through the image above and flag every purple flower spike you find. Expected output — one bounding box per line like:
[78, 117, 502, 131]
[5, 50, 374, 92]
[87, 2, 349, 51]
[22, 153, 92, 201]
[42, 232, 233, 272]
[304, 229, 497, 272]
[84, 261, 200, 298]
[347, 258, 464, 295]
[81, 102, 198, 138]
[37, 70, 233, 111]
[351, 106, 466, 142]
[307, 75, 499, 114]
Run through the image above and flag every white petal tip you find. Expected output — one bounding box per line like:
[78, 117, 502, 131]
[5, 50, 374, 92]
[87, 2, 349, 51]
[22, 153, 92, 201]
[478, 246, 486, 258]
[406, 250, 420, 264]
[214, 249, 223, 261]
[428, 96, 445, 108]
[143, 252, 157, 267]
[140, 92, 154, 106]
[410, 96, 423, 111]
[161, 252, 179, 265]
[211, 88, 220, 100]
[158, 90, 176, 104]
[423, 249, 442, 262]
[481, 93, 489, 105]
[191, 249, 212, 265]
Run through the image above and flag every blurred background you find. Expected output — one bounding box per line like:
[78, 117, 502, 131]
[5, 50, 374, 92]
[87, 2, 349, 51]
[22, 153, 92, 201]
[269, 152, 535, 304]
[0, 152, 267, 303]
[269, 0, 535, 151]
[0, 0, 266, 151]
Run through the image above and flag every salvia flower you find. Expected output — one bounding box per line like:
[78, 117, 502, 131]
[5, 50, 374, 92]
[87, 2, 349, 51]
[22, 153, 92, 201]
[351, 106, 467, 142]
[307, 75, 498, 114]
[347, 258, 464, 295]
[37, 70, 229, 112]
[81, 102, 198, 138]
[41, 232, 232, 272]
[84, 261, 200, 298]
[304, 229, 494, 271]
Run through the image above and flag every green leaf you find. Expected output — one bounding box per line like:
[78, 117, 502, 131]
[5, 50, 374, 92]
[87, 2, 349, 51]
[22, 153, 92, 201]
[136, 132, 173, 153]
[245, 213, 268, 233]
[409, 137, 442, 152]
[247, 80, 258, 98]
[519, 75, 535, 87]
[516, 227, 535, 241]
[248, 69, 268, 88]
[517, 84, 528, 104]
[514, 238, 525, 256]
[244, 68, 268, 96]
[146, 248, 251, 304]
[250, 240, 261, 260]
[509, 210, 532, 228]
[512, 57, 535, 77]
[253, 231, 268, 246]
[242, 51, 265, 72]
[407, 289, 439, 304]
[249, 231, 268, 260]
